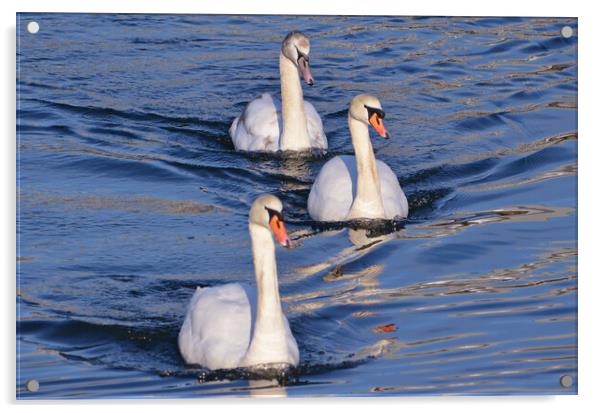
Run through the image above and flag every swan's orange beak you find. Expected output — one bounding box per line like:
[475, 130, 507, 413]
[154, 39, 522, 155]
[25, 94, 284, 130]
[369, 113, 389, 139]
[270, 215, 292, 248]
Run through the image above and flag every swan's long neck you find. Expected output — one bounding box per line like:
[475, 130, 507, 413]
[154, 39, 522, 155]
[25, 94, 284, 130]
[347, 115, 386, 219]
[279, 53, 311, 151]
[242, 223, 289, 366]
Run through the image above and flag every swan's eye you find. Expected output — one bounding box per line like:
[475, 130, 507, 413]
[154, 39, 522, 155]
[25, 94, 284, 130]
[265, 207, 284, 224]
[295, 47, 309, 65]
[364, 105, 386, 120]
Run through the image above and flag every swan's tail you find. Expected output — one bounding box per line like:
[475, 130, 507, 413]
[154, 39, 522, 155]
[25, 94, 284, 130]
[229, 116, 240, 138]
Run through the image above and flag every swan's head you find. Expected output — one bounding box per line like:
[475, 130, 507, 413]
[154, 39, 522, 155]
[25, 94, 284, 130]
[250, 194, 292, 248]
[281, 31, 314, 86]
[349, 94, 389, 139]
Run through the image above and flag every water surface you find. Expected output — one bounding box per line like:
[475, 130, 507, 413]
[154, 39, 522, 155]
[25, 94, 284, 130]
[17, 14, 577, 398]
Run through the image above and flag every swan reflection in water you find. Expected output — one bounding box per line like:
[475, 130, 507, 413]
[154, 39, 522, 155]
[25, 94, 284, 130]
[293, 220, 405, 280]
[248, 379, 288, 397]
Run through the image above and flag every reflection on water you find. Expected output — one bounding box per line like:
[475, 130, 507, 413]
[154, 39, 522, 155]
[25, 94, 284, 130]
[17, 14, 576, 398]
[348, 228, 396, 247]
[405, 205, 574, 240]
[248, 380, 288, 398]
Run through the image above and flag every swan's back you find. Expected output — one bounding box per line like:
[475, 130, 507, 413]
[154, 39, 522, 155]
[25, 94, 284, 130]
[308, 155, 408, 221]
[230, 94, 327, 152]
[178, 283, 252, 370]
[308, 156, 355, 221]
[230, 93, 280, 152]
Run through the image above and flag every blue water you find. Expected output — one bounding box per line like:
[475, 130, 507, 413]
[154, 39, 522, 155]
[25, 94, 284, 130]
[16, 14, 577, 398]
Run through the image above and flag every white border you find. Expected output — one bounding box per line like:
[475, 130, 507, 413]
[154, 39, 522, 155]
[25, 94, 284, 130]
[6, 0, 582, 17]
[4, 1, 601, 412]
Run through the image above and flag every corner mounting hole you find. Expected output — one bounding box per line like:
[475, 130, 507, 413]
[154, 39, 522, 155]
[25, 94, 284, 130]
[560, 375, 573, 388]
[27, 21, 39, 34]
[561, 26, 573, 38]
[26, 379, 39, 392]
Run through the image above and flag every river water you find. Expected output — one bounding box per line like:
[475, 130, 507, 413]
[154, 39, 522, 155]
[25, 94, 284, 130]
[17, 14, 577, 398]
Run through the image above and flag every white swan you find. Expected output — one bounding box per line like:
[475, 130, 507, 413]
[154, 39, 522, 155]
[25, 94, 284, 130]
[229, 32, 327, 152]
[308, 94, 409, 221]
[178, 194, 299, 370]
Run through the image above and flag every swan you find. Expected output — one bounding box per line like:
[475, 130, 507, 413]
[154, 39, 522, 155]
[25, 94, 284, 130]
[229, 32, 327, 153]
[178, 194, 299, 370]
[308, 94, 409, 221]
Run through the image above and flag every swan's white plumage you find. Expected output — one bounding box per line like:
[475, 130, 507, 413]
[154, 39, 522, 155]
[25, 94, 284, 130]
[178, 284, 252, 370]
[178, 194, 299, 370]
[308, 155, 408, 221]
[230, 93, 280, 152]
[240, 309, 299, 368]
[229, 93, 327, 152]
[303, 100, 327, 150]
[229, 32, 326, 153]
[178, 282, 299, 369]
[308, 94, 408, 221]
